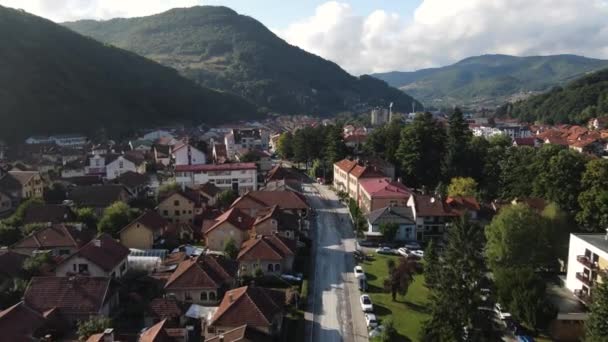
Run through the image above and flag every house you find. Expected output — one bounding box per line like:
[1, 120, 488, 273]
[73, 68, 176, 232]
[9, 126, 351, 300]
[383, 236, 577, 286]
[212, 143, 228, 164]
[0, 170, 44, 199]
[119, 210, 170, 250]
[407, 194, 458, 242]
[175, 163, 258, 194]
[105, 154, 146, 180]
[224, 128, 269, 160]
[143, 130, 174, 142]
[204, 324, 271, 342]
[198, 182, 222, 207]
[172, 143, 207, 166]
[144, 298, 185, 328]
[22, 204, 76, 225]
[237, 235, 296, 276]
[116, 171, 149, 196]
[206, 286, 284, 339]
[130, 139, 154, 152]
[26, 134, 87, 147]
[266, 165, 303, 183]
[250, 205, 301, 240]
[68, 185, 130, 214]
[588, 116, 608, 130]
[445, 196, 481, 220]
[164, 254, 238, 305]
[157, 190, 203, 224]
[347, 164, 386, 200]
[333, 159, 357, 194]
[0, 301, 49, 341]
[24, 276, 118, 325]
[153, 145, 172, 166]
[61, 159, 87, 178]
[365, 206, 417, 242]
[236, 149, 272, 172]
[230, 190, 310, 217]
[203, 208, 254, 251]
[565, 232, 608, 306]
[55, 234, 130, 278]
[358, 178, 411, 214]
[11, 223, 95, 256]
[344, 134, 367, 152]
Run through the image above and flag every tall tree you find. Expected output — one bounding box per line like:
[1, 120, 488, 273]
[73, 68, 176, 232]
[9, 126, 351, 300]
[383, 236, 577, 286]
[379, 222, 399, 242]
[577, 159, 608, 231]
[443, 108, 472, 180]
[423, 240, 440, 289]
[479, 136, 509, 201]
[384, 258, 416, 301]
[585, 275, 608, 341]
[363, 120, 403, 165]
[97, 201, 137, 237]
[396, 112, 445, 190]
[324, 125, 347, 164]
[276, 131, 294, 159]
[498, 146, 537, 199]
[447, 177, 478, 198]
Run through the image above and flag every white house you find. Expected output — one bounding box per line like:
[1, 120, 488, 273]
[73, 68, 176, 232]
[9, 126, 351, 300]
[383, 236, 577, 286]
[565, 232, 608, 305]
[172, 143, 206, 166]
[106, 155, 146, 180]
[175, 163, 258, 194]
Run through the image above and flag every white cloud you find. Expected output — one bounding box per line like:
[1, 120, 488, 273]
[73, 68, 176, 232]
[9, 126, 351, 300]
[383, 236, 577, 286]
[278, 0, 608, 75]
[0, 0, 202, 22]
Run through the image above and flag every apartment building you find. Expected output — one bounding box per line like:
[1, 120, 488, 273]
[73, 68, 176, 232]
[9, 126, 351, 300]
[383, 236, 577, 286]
[175, 163, 258, 194]
[566, 232, 608, 305]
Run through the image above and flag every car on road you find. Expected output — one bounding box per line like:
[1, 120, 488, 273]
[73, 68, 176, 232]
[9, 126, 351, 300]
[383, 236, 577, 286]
[280, 274, 302, 283]
[375, 246, 396, 255]
[354, 265, 366, 278]
[358, 277, 368, 291]
[365, 313, 379, 328]
[494, 303, 512, 320]
[360, 294, 374, 312]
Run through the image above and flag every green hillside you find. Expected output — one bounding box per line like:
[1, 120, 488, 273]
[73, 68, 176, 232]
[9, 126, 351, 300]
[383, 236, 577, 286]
[498, 68, 608, 124]
[0, 6, 257, 141]
[372, 54, 608, 109]
[64, 6, 419, 115]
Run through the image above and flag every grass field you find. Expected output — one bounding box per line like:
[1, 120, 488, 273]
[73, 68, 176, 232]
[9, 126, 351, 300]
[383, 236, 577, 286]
[362, 254, 431, 342]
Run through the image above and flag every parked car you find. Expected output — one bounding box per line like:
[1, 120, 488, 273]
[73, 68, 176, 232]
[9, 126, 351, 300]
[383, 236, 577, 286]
[360, 294, 374, 312]
[409, 250, 424, 258]
[375, 246, 395, 255]
[404, 242, 422, 250]
[280, 274, 303, 283]
[365, 313, 379, 328]
[494, 303, 512, 320]
[358, 277, 368, 291]
[354, 265, 366, 278]
[397, 248, 409, 257]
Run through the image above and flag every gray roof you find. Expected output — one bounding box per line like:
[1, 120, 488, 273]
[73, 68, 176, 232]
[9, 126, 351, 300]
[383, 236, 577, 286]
[575, 233, 608, 254]
[367, 206, 415, 225]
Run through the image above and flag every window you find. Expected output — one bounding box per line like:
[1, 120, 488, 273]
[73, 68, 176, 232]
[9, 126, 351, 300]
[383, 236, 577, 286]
[174, 200, 180, 206]
[182, 210, 187, 214]
[185, 292, 192, 301]
[200, 292, 208, 301]
[275, 264, 281, 272]
[188, 210, 192, 214]
[268, 264, 274, 272]
[72, 264, 77, 272]
[119, 161, 124, 168]
[78, 264, 89, 273]
[174, 210, 180, 216]
[163, 210, 168, 216]
[209, 292, 216, 301]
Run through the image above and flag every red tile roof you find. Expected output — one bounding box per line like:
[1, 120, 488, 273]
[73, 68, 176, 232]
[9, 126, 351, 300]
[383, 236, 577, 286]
[349, 165, 386, 179]
[140, 319, 171, 342]
[12, 224, 94, 250]
[210, 286, 284, 328]
[334, 159, 357, 173]
[60, 233, 129, 272]
[411, 195, 456, 217]
[513, 137, 538, 146]
[231, 191, 309, 211]
[266, 165, 303, 182]
[359, 178, 411, 199]
[0, 302, 47, 341]
[446, 196, 481, 215]
[204, 208, 255, 235]
[165, 254, 237, 291]
[237, 235, 296, 262]
[147, 298, 184, 320]
[23, 204, 76, 225]
[24, 276, 112, 316]
[175, 163, 256, 172]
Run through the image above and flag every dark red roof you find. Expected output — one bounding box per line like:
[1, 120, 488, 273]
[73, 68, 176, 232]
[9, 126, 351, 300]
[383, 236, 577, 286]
[204, 208, 255, 235]
[0, 302, 47, 341]
[23, 204, 76, 225]
[120, 210, 169, 234]
[12, 224, 94, 250]
[446, 196, 481, 215]
[210, 286, 284, 328]
[334, 159, 357, 173]
[231, 191, 309, 211]
[175, 163, 256, 172]
[165, 254, 237, 291]
[147, 298, 184, 319]
[411, 195, 456, 217]
[237, 235, 296, 262]
[62, 233, 129, 272]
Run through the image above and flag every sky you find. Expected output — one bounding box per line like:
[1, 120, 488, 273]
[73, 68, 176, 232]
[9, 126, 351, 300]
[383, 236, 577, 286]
[1, 0, 608, 75]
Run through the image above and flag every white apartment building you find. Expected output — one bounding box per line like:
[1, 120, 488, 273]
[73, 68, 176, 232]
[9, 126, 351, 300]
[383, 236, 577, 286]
[565, 232, 608, 305]
[224, 128, 269, 160]
[175, 163, 258, 194]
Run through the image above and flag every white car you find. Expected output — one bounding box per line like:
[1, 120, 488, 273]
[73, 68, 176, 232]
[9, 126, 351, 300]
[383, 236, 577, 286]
[410, 250, 424, 258]
[354, 265, 365, 278]
[375, 246, 395, 255]
[494, 303, 512, 320]
[397, 248, 409, 257]
[365, 313, 379, 328]
[360, 294, 374, 312]
[404, 242, 422, 250]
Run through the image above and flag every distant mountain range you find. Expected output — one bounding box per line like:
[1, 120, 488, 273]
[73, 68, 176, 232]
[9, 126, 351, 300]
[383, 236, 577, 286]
[0, 6, 257, 141]
[372, 54, 608, 109]
[64, 6, 420, 115]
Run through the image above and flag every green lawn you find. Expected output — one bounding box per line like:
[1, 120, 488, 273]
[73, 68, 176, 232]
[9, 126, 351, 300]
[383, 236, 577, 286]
[362, 254, 431, 342]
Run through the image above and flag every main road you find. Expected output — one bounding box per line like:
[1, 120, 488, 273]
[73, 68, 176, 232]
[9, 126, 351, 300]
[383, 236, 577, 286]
[303, 182, 369, 342]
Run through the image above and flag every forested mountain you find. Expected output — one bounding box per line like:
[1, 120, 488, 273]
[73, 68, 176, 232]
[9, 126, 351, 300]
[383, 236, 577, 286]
[64, 6, 419, 115]
[498, 68, 608, 124]
[372, 54, 608, 109]
[0, 6, 256, 141]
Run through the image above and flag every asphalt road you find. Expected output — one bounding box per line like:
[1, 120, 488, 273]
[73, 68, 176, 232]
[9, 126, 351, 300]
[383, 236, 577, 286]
[303, 183, 369, 342]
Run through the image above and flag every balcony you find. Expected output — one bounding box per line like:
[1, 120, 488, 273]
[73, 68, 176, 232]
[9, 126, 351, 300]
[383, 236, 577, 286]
[574, 289, 592, 305]
[577, 255, 599, 270]
[576, 272, 594, 286]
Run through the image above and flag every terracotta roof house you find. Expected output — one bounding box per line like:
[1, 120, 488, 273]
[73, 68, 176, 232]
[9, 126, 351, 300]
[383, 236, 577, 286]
[347, 164, 387, 201]
[206, 286, 285, 339]
[11, 223, 95, 256]
[333, 159, 358, 193]
[119, 210, 170, 250]
[139, 319, 186, 342]
[250, 205, 301, 240]
[237, 235, 296, 276]
[68, 185, 130, 214]
[358, 178, 412, 214]
[157, 190, 203, 224]
[230, 190, 309, 217]
[513, 137, 542, 147]
[22, 204, 76, 225]
[198, 182, 222, 206]
[407, 194, 458, 242]
[266, 165, 302, 183]
[0, 170, 44, 200]
[164, 254, 238, 305]
[55, 234, 130, 278]
[24, 276, 118, 324]
[145, 298, 185, 328]
[204, 324, 271, 342]
[446, 196, 481, 219]
[365, 206, 417, 241]
[203, 208, 255, 251]
[0, 302, 48, 341]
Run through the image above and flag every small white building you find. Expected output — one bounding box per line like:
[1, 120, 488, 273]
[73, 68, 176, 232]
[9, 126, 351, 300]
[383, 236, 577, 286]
[565, 232, 608, 305]
[172, 143, 206, 166]
[175, 163, 258, 194]
[106, 155, 146, 180]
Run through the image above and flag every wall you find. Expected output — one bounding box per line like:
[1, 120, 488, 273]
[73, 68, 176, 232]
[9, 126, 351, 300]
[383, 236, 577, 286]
[23, 174, 44, 198]
[167, 288, 219, 305]
[239, 257, 293, 276]
[55, 255, 107, 277]
[120, 224, 155, 250]
[252, 219, 277, 236]
[205, 223, 249, 251]
[565, 234, 608, 293]
[158, 193, 196, 224]
[106, 157, 136, 180]
[174, 145, 206, 166]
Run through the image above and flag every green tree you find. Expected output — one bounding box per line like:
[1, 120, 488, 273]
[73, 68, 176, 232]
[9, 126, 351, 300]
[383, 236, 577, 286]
[396, 112, 446, 190]
[423, 240, 440, 289]
[97, 201, 136, 237]
[442, 108, 472, 180]
[380, 316, 398, 342]
[23, 252, 52, 278]
[577, 159, 608, 231]
[447, 177, 478, 198]
[77, 317, 112, 341]
[157, 182, 180, 199]
[499, 146, 537, 199]
[217, 189, 238, 209]
[379, 222, 399, 242]
[239, 151, 261, 162]
[76, 207, 98, 229]
[324, 125, 347, 164]
[384, 258, 416, 301]
[276, 132, 294, 159]
[585, 275, 608, 341]
[224, 238, 239, 260]
[0, 222, 22, 246]
[479, 136, 510, 201]
[1, 197, 44, 227]
[363, 120, 402, 165]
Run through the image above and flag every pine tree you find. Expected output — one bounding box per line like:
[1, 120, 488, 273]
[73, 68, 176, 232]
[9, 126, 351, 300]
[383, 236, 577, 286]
[442, 107, 472, 180]
[585, 276, 608, 341]
[423, 240, 440, 289]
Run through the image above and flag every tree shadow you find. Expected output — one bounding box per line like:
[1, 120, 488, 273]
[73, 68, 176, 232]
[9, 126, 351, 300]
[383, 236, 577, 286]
[367, 283, 385, 293]
[403, 300, 431, 314]
[374, 303, 393, 316]
[364, 272, 378, 281]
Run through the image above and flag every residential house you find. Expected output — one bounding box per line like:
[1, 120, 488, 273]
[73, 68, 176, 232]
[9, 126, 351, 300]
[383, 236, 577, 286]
[144, 298, 185, 328]
[0, 301, 49, 341]
[143, 130, 174, 141]
[206, 286, 284, 339]
[172, 143, 207, 166]
[224, 128, 269, 160]
[26, 134, 87, 147]
[565, 232, 608, 306]
[204, 324, 271, 342]
[157, 190, 203, 224]
[365, 206, 417, 241]
[139, 319, 187, 342]
[588, 116, 608, 130]
[61, 159, 87, 178]
[237, 235, 296, 276]
[236, 149, 272, 172]
[130, 140, 154, 152]
[347, 164, 386, 200]
[153, 145, 172, 166]
[250, 205, 301, 240]
[24, 276, 118, 325]
[119, 210, 170, 250]
[11, 223, 95, 256]
[198, 182, 222, 207]
[22, 204, 76, 225]
[358, 178, 411, 214]
[344, 134, 367, 152]
[105, 154, 146, 180]
[333, 159, 357, 194]
[513, 137, 543, 147]
[203, 208, 254, 251]
[175, 163, 258, 194]
[164, 254, 238, 305]
[68, 185, 130, 215]
[55, 234, 130, 278]
[0, 170, 44, 199]
[212, 143, 228, 164]
[230, 190, 310, 217]
[116, 171, 149, 197]
[407, 194, 458, 242]
[445, 196, 481, 220]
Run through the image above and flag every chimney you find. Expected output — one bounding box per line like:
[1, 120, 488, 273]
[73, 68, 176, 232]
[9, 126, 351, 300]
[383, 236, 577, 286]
[102, 328, 114, 342]
[93, 239, 101, 247]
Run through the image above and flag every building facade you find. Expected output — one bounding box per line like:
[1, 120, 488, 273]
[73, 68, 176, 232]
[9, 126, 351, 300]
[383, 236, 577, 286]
[565, 233, 608, 305]
[175, 163, 258, 194]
